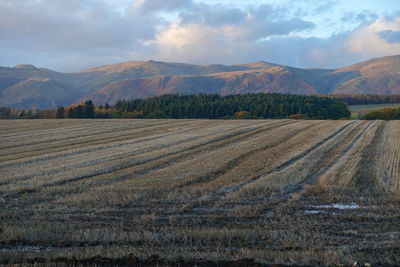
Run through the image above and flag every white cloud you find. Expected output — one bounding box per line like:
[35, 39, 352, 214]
[348, 17, 400, 56]
[156, 20, 216, 49]
[153, 20, 231, 63]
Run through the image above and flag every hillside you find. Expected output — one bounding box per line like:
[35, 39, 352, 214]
[332, 55, 400, 94]
[1, 55, 400, 108]
[77, 65, 341, 105]
[0, 65, 80, 108]
[0, 78, 79, 109]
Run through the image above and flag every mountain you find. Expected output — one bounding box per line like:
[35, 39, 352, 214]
[330, 55, 400, 94]
[74, 60, 262, 93]
[0, 78, 79, 109]
[0, 65, 82, 108]
[1, 55, 400, 108]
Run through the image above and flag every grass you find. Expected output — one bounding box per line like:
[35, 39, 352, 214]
[349, 103, 400, 119]
[0, 119, 399, 266]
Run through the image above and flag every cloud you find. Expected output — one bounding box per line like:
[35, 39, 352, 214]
[150, 15, 400, 69]
[0, 0, 159, 47]
[175, 3, 315, 41]
[130, 0, 193, 14]
[347, 17, 400, 56]
[282, 17, 400, 68]
[179, 3, 245, 26]
[148, 2, 317, 67]
[341, 10, 378, 24]
[379, 30, 400, 43]
[151, 21, 321, 67]
[0, 0, 162, 70]
[155, 20, 218, 50]
[0, 0, 399, 71]
[311, 0, 336, 15]
[286, 0, 336, 17]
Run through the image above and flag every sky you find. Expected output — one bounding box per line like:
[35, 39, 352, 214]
[0, 0, 399, 72]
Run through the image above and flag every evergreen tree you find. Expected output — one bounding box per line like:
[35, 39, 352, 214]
[56, 106, 65, 119]
[68, 108, 74, 118]
[83, 100, 95, 118]
[73, 105, 84, 118]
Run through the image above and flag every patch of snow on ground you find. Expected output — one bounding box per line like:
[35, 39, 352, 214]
[314, 203, 360, 210]
[304, 203, 361, 215]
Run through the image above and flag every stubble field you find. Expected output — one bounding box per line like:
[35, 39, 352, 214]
[0, 119, 399, 266]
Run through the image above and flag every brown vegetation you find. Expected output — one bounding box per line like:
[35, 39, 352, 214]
[0, 119, 399, 266]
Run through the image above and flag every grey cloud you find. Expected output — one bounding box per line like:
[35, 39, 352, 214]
[252, 4, 275, 19]
[150, 21, 378, 70]
[254, 5, 315, 37]
[379, 30, 400, 43]
[264, 18, 315, 36]
[340, 12, 354, 23]
[238, 17, 315, 41]
[285, 0, 336, 17]
[382, 12, 400, 21]
[178, 3, 314, 40]
[137, 0, 193, 13]
[236, 27, 391, 69]
[180, 3, 245, 26]
[0, 46, 131, 72]
[0, 0, 161, 71]
[311, 0, 336, 15]
[341, 10, 378, 24]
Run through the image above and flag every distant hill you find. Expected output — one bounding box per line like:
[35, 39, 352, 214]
[330, 56, 400, 94]
[1, 55, 400, 108]
[0, 78, 79, 109]
[0, 65, 81, 108]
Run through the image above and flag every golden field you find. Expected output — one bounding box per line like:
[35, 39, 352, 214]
[0, 119, 399, 266]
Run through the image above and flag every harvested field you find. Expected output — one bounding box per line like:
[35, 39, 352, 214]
[0, 119, 399, 266]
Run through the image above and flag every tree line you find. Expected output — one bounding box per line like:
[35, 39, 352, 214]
[115, 93, 350, 119]
[0, 93, 351, 120]
[362, 108, 400, 120]
[0, 100, 103, 119]
[56, 100, 95, 118]
[323, 94, 400, 105]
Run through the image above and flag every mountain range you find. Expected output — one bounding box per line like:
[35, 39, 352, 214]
[1, 55, 400, 109]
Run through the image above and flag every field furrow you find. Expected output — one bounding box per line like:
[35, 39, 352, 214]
[1, 122, 265, 191]
[0, 120, 208, 161]
[376, 121, 400, 192]
[0, 119, 399, 266]
[36, 120, 297, 203]
[215, 121, 357, 203]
